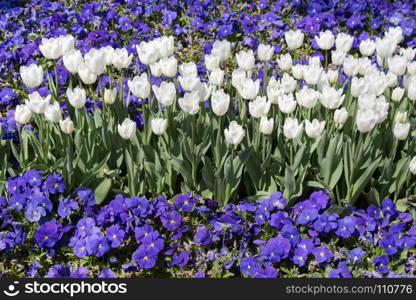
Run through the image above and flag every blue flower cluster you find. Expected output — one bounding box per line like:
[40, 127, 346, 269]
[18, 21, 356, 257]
[1, 171, 416, 278]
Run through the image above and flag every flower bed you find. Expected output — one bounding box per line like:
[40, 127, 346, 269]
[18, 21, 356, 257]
[1, 170, 416, 278]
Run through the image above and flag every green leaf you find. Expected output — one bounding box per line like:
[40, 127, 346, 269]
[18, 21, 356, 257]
[94, 178, 112, 205]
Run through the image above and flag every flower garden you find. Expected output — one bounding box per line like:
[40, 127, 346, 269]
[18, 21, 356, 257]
[1, 0, 416, 278]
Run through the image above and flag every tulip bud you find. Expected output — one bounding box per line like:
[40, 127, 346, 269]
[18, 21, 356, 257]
[178, 91, 200, 115]
[27, 92, 50, 114]
[285, 29, 304, 50]
[327, 69, 339, 84]
[118, 118, 136, 140]
[44, 102, 62, 123]
[211, 89, 230, 116]
[212, 40, 231, 63]
[259, 116, 274, 135]
[104, 87, 117, 105]
[66, 87, 86, 109]
[315, 30, 334, 50]
[395, 111, 407, 123]
[224, 121, 245, 146]
[391, 87, 405, 102]
[205, 54, 220, 71]
[209, 68, 224, 86]
[305, 119, 325, 139]
[128, 73, 150, 98]
[334, 107, 348, 129]
[283, 117, 303, 139]
[14, 104, 32, 124]
[359, 39, 376, 57]
[257, 43, 274, 61]
[249, 96, 271, 118]
[393, 122, 410, 140]
[236, 49, 255, 71]
[78, 63, 97, 85]
[409, 156, 416, 175]
[151, 118, 167, 136]
[20, 64, 43, 88]
[160, 56, 178, 77]
[112, 48, 133, 69]
[59, 118, 74, 134]
[152, 82, 175, 106]
[63, 49, 84, 74]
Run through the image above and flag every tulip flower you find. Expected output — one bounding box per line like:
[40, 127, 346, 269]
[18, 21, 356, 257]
[158, 36, 175, 58]
[343, 55, 359, 77]
[291, 64, 304, 80]
[296, 87, 320, 109]
[385, 26, 403, 44]
[178, 74, 201, 92]
[20, 64, 43, 88]
[179, 62, 198, 77]
[393, 122, 410, 140]
[160, 56, 178, 77]
[236, 49, 255, 71]
[315, 30, 335, 50]
[305, 119, 325, 139]
[327, 69, 339, 84]
[334, 107, 348, 129]
[335, 33, 354, 53]
[395, 111, 407, 123]
[27, 92, 50, 114]
[284, 29, 304, 50]
[128, 73, 150, 99]
[388, 56, 407, 76]
[283, 117, 303, 139]
[356, 109, 378, 133]
[118, 118, 137, 140]
[104, 87, 117, 105]
[63, 49, 84, 74]
[276, 53, 292, 71]
[59, 118, 74, 134]
[14, 104, 32, 124]
[44, 102, 62, 123]
[195, 82, 212, 102]
[137, 40, 160, 65]
[211, 89, 230, 116]
[249, 96, 271, 118]
[409, 156, 416, 175]
[359, 39, 376, 57]
[112, 48, 133, 69]
[211, 40, 231, 63]
[150, 61, 163, 77]
[280, 73, 297, 94]
[391, 87, 404, 102]
[238, 78, 260, 100]
[231, 68, 246, 91]
[78, 63, 97, 85]
[103, 45, 115, 65]
[224, 121, 245, 146]
[208, 68, 224, 86]
[178, 91, 200, 115]
[278, 93, 297, 114]
[257, 43, 274, 61]
[375, 37, 396, 59]
[205, 54, 220, 71]
[66, 87, 86, 109]
[39, 37, 63, 59]
[84, 48, 106, 75]
[153, 82, 176, 106]
[303, 64, 323, 86]
[151, 118, 168, 135]
[259, 116, 274, 135]
[319, 86, 345, 109]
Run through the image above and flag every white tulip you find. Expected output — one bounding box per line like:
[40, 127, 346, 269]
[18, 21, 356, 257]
[14, 104, 32, 124]
[178, 91, 200, 115]
[395, 111, 407, 123]
[351, 77, 369, 98]
[44, 102, 62, 123]
[305, 119, 325, 139]
[393, 122, 410, 140]
[137, 40, 160, 65]
[327, 69, 339, 84]
[376, 37, 397, 59]
[409, 156, 416, 175]
[212, 40, 231, 63]
[20, 64, 43, 88]
[112, 48, 133, 69]
[104, 87, 117, 105]
[158, 36, 174, 58]
[27, 92, 50, 114]
[359, 39, 376, 56]
[358, 57, 372, 76]
[388, 55, 407, 76]
[296, 87, 320, 109]
[59, 118, 74, 134]
[205, 54, 220, 71]
[266, 77, 284, 104]
[331, 50, 346, 66]
[335, 33, 354, 53]
[285, 29, 304, 50]
[303, 64, 323, 85]
[195, 82, 212, 102]
[150, 61, 163, 77]
[151, 118, 168, 135]
[160, 56, 178, 77]
[257, 43, 274, 61]
[315, 30, 335, 50]
[128, 73, 150, 98]
[276, 53, 292, 71]
[209, 68, 224, 86]
[103, 46, 115, 65]
[224, 121, 245, 146]
[78, 63, 97, 85]
[39, 37, 63, 59]
[63, 49, 84, 74]
[400, 47, 416, 62]
[259, 116, 274, 135]
[84, 48, 106, 75]
[407, 62, 416, 75]
[66, 87, 86, 109]
[236, 49, 255, 71]
[231, 68, 246, 90]
[59, 35, 75, 55]
[356, 109, 378, 133]
[291, 64, 304, 80]
[343, 55, 359, 77]
[277, 93, 297, 114]
[152, 81, 176, 106]
[408, 79, 416, 101]
[238, 78, 260, 100]
[178, 74, 201, 92]
[392, 87, 405, 102]
[211, 89, 230, 116]
[334, 107, 348, 128]
[280, 73, 297, 94]
[118, 118, 136, 140]
[319, 86, 344, 109]
[249, 96, 271, 118]
[385, 26, 403, 44]
[283, 117, 303, 139]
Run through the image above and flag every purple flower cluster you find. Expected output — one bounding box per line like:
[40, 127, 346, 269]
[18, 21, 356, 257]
[1, 171, 416, 278]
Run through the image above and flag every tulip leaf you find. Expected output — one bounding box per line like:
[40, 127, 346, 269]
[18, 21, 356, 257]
[94, 178, 112, 205]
